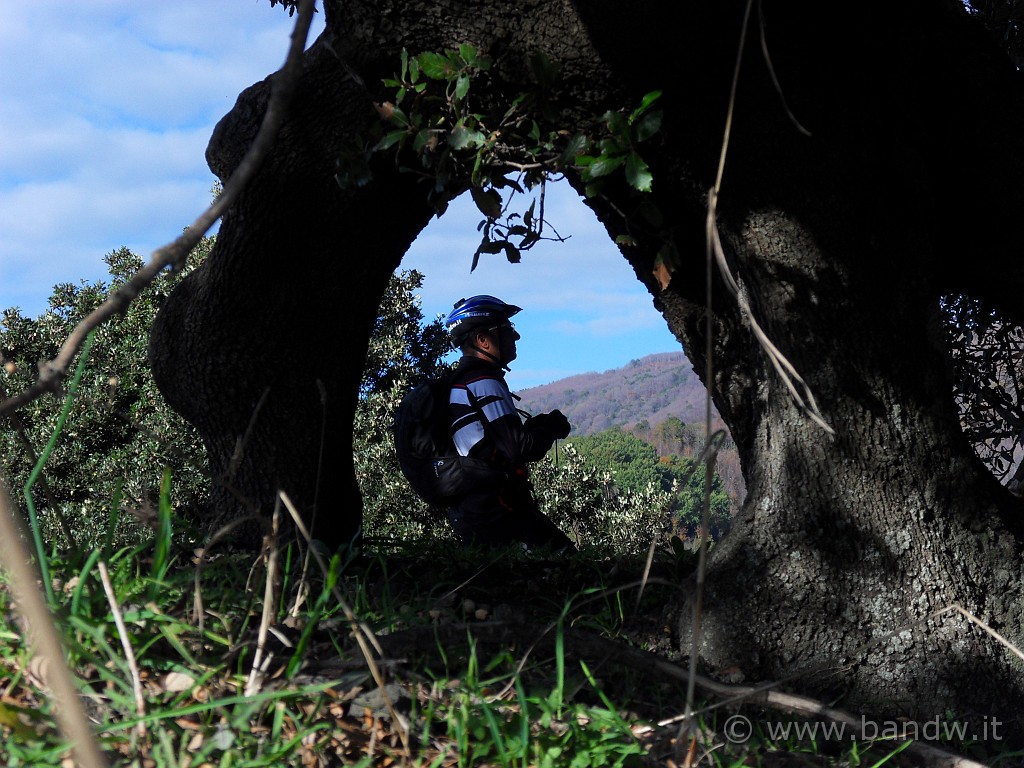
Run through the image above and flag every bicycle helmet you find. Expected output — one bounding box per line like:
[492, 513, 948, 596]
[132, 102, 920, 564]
[446, 295, 522, 342]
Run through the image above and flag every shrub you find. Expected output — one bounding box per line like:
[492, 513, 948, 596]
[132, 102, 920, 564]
[0, 245, 209, 550]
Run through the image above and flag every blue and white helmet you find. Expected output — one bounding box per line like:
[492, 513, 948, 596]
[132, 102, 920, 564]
[446, 295, 522, 342]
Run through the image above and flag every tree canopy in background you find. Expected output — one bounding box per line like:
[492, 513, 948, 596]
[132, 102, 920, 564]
[943, 295, 1024, 494]
[1, 256, 734, 556]
[0, 245, 209, 549]
[565, 428, 731, 531]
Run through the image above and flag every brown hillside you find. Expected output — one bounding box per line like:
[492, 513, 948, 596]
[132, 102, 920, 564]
[516, 352, 721, 437]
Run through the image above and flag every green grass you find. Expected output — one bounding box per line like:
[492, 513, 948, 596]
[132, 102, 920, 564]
[3, 520, 998, 767]
[0, 359, 1017, 766]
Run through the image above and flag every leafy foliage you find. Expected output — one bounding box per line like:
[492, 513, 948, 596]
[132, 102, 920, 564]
[943, 294, 1024, 493]
[354, 269, 457, 544]
[360, 269, 452, 397]
[354, 272, 730, 554]
[564, 428, 732, 534]
[340, 44, 664, 272]
[0, 245, 209, 549]
[965, 0, 1024, 68]
[531, 443, 680, 555]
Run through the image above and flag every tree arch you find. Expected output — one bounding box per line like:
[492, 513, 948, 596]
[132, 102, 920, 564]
[150, 0, 1024, 742]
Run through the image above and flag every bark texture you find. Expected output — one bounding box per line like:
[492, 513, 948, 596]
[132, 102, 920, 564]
[150, 0, 1024, 742]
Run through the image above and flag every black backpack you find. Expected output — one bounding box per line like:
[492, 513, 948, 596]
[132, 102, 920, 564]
[392, 374, 505, 506]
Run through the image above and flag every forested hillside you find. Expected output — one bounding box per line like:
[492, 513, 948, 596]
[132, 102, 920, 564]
[517, 352, 723, 437]
[518, 353, 745, 511]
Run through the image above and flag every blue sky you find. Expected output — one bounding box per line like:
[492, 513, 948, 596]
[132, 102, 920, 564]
[0, 1, 680, 391]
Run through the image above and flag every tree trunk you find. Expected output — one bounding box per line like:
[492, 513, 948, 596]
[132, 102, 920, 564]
[149, 35, 437, 547]
[149, 0, 1024, 742]
[645, 0, 1024, 737]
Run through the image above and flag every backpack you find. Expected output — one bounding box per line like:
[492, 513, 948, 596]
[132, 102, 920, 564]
[392, 375, 506, 506]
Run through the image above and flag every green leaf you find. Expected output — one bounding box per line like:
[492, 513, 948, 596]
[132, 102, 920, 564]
[449, 123, 484, 150]
[418, 51, 454, 80]
[625, 151, 653, 191]
[519, 231, 540, 250]
[598, 135, 627, 155]
[557, 133, 590, 167]
[615, 234, 638, 247]
[492, 175, 524, 194]
[633, 110, 662, 142]
[390, 105, 410, 127]
[472, 238, 504, 271]
[0, 702, 40, 739]
[630, 89, 663, 121]
[470, 186, 503, 219]
[454, 74, 470, 101]
[374, 129, 408, 152]
[502, 242, 521, 263]
[584, 153, 626, 179]
[458, 42, 477, 66]
[477, 241, 505, 254]
[637, 200, 664, 227]
[524, 198, 537, 228]
[529, 49, 558, 88]
[412, 128, 435, 152]
[604, 110, 628, 138]
[400, 48, 409, 80]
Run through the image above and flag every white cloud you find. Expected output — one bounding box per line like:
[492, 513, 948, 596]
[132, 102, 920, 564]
[0, 1, 680, 386]
[0, 1, 324, 317]
[548, 308, 666, 338]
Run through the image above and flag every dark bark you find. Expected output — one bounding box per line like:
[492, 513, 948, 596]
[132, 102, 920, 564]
[648, 0, 1024, 739]
[150, 0, 1024, 744]
[150, 36, 437, 546]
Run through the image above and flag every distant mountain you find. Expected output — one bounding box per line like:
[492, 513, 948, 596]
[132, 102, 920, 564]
[516, 352, 721, 437]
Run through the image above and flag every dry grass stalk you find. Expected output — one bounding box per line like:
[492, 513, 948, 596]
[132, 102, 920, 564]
[278, 491, 411, 756]
[190, 514, 262, 637]
[97, 560, 147, 739]
[246, 501, 282, 697]
[0, 476, 108, 768]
